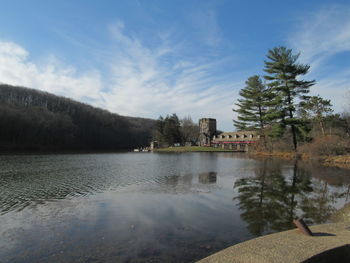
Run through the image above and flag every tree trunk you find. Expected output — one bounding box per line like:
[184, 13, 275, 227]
[286, 82, 297, 152]
[258, 105, 267, 149]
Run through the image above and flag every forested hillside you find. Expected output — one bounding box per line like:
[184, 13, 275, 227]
[0, 84, 156, 151]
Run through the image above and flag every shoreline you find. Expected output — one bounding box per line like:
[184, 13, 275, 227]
[155, 146, 237, 152]
[1, 148, 349, 170]
[251, 151, 350, 170]
[156, 147, 350, 170]
[323, 155, 350, 169]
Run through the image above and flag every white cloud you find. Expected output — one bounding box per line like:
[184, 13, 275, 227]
[314, 70, 350, 111]
[289, 5, 350, 67]
[0, 21, 239, 131]
[105, 21, 237, 130]
[288, 5, 350, 111]
[0, 41, 104, 104]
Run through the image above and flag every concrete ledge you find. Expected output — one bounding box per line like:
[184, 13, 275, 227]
[197, 223, 350, 263]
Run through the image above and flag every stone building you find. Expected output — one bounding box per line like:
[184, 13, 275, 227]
[212, 131, 259, 151]
[199, 118, 217, 146]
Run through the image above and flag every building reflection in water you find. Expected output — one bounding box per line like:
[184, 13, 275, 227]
[198, 172, 217, 184]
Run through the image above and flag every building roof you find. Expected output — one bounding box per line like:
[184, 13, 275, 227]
[199, 118, 216, 121]
[218, 131, 257, 136]
[213, 131, 259, 142]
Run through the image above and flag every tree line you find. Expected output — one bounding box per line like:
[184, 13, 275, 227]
[234, 46, 350, 155]
[0, 84, 156, 152]
[153, 114, 199, 147]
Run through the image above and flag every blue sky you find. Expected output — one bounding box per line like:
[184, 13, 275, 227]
[0, 0, 349, 131]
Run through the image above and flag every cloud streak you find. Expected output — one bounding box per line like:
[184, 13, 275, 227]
[0, 19, 239, 131]
[105, 21, 238, 129]
[289, 5, 350, 67]
[288, 4, 350, 111]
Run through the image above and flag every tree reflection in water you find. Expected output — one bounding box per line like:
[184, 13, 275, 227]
[233, 159, 345, 237]
[300, 179, 339, 224]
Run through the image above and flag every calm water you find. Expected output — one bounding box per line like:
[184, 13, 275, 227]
[0, 153, 350, 263]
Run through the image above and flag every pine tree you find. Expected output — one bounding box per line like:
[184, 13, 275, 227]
[264, 46, 315, 151]
[234, 75, 270, 132]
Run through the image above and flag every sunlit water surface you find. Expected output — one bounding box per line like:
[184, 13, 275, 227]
[0, 153, 349, 262]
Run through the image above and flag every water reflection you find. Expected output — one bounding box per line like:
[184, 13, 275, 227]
[0, 153, 222, 214]
[199, 172, 217, 184]
[1, 153, 349, 263]
[300, 179, 339, 224]
[234, 159, 349, 237]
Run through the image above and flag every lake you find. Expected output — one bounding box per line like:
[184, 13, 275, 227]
[0, 152, 349, 262]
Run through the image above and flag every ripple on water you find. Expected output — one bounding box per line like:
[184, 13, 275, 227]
[0, 153, 212, 214]
[1, 153, 350, 263]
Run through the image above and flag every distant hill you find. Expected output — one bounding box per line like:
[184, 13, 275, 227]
[0, 84, 156, 152]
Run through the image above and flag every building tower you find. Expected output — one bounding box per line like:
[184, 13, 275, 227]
[199, 118, 217, 146]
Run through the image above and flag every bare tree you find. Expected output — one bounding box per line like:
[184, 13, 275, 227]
[180, 116, 199, 144]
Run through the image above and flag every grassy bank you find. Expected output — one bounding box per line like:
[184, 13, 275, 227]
[155, 146, 234, 152]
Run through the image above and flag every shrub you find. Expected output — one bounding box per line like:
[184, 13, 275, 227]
[299, 135, 350, 156]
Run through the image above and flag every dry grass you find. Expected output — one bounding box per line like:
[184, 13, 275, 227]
[324, 155, 350, 164]
[323, 155, 350, 169]
[299, 135, 350, 156]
